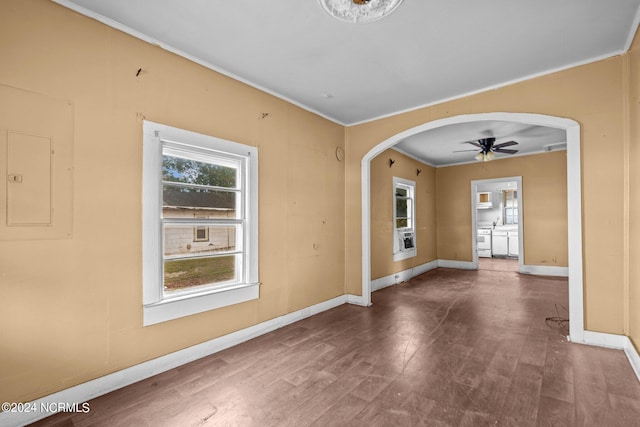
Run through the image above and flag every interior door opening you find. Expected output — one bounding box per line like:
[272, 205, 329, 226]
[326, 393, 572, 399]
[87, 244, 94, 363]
[360, 112, 583, 343]
[471, 177, 523, 272]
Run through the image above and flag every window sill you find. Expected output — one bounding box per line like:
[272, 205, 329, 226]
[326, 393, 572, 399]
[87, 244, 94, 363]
[393, 249, 416, 262]
[143, 282, 259, 326]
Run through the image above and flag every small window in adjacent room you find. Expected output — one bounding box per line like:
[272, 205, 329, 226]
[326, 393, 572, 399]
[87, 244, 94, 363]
[393, 177, 416, 261]
[142, 121, 259, 326]
[503, 189, 518, 225]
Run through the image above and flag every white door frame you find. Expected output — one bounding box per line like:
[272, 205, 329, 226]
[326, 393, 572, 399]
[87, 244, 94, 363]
[471, 176, 524, 270]
[360, 112, 584, 343]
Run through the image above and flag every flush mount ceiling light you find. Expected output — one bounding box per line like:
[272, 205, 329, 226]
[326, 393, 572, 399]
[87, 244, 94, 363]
[319, 0, 404, 23]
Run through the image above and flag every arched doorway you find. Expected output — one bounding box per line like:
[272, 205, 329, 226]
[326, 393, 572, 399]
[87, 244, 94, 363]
[360, 112, 584, 342]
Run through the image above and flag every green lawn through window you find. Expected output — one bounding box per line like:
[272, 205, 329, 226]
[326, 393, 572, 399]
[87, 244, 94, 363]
[164, 255, 235, 291]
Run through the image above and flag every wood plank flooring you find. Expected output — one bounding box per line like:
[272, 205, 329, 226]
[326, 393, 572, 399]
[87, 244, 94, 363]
[32, 267, 640, 426]
[478, 257, 519, 272]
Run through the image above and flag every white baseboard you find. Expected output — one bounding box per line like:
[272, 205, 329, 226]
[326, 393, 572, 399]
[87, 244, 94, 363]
[580, 330, 629, 349]
[573, 330, 640, 384]
[371, 260, 568, 283]
[437, 259, 476, 270]
[346, 293, 370, 306]
[0, 295, 347, 427]
[624, 340, 640, 383]
[413, 260, 439, 275]
[520, 264, 569, 277]
[433, 260, 569, 277]
[371, 260, 438, 291]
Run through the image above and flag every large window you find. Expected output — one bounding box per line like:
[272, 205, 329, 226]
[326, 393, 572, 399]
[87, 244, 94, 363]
[142, 121, 258, 326]
[393, 177, 416, 261]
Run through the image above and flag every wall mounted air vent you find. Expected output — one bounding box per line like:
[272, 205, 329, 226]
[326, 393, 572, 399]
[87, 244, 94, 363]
[543, 142, 567, 152]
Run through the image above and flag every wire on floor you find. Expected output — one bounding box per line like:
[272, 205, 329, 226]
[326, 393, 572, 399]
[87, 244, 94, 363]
[545, 303, 569, 336]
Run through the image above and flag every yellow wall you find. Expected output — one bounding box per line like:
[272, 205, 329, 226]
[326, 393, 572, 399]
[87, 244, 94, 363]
[628, 30, 640, 350]
[370, 149, 436, 279]
[436, 152, 567, 265]
[346, 57, 626, 335]
[0, 0, 345, 402]
[368, 149, 567, 283]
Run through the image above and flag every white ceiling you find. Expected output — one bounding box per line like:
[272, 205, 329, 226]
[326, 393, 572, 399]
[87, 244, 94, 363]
[394, 121, 567, 166]
[54, 0, 640, 165]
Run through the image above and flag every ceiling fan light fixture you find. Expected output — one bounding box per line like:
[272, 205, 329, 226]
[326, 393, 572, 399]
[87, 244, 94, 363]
[475, 152, 485, 162]
[485, 151, 496, 161]
[319, 0, 404, 23]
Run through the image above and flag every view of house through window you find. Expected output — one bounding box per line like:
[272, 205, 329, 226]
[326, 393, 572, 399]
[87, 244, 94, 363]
[161, 148, 242, 293]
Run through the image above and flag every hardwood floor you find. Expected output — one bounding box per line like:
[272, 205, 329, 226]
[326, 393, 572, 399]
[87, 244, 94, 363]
[478, 257, 519, 272]
[33, 267, 640, 426]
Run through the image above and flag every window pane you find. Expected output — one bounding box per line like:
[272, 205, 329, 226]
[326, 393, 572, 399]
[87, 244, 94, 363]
[164, 254, 238, 292]
[396, 187, 407, 197]
[396, 218, 408, 228]
[163, 185, 237, 218]
[396, 198, 408, 218]
[164, 224, 237, 257]
[162, 155, 237, 188]
[194, 226, 208, 241]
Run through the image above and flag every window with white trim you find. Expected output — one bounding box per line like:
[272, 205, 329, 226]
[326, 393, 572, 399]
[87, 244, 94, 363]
[393, 177, 416, 261]
[193, 225, 209, 242]
[142, 121, 259, 326]
[503, 189, 518, 225]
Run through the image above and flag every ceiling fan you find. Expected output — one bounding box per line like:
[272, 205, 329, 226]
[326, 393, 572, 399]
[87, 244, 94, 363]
[454, 137, 518, 162]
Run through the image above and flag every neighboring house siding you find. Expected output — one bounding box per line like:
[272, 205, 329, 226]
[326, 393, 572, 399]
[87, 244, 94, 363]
[163, 207, 236, 255]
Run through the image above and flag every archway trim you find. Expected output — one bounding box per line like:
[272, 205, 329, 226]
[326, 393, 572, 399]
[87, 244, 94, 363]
[360, 112, 584, 342]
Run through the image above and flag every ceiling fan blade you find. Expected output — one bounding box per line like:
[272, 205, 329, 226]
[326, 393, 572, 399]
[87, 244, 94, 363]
[493, 140, 518, 149]
[493, 148, 518, 154]
[453, 149, 480, 152]
[463, 141, 483, 148]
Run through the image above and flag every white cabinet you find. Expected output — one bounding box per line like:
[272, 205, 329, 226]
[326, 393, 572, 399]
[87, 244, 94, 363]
[491, 231, 508, 256]
[508, 231, 519, 256]
[476, 192, 492, 209]
[492, 227, 519, 258]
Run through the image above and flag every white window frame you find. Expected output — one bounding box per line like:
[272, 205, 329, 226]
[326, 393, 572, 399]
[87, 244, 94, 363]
[142, 121, 259, 326]
[393, 177, 416, 261]
[503, 189, 518, 225]
[193, 225, 209, 242]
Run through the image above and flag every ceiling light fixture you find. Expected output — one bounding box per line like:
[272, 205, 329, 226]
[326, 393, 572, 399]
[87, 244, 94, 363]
[454, 137, 519, 162]
[319, 0, 404, 23]
[475, 151, 496, 162]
